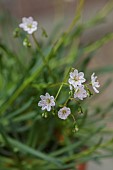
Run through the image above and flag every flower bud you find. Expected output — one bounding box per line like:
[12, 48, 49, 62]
[23, 38, 31, 48]
[42, 112, 48, 118]
[78, 106, 83, 114]
[13, 28, 20, 38]
[87, 88, 93, 97]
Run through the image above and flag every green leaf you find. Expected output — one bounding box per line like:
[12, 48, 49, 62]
[84, 33, 113, 54]
[8, 137, 62, 166]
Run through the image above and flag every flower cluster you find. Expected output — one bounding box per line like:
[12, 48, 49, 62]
[38, 69, 100, 120]
[68, 69, 100, 100]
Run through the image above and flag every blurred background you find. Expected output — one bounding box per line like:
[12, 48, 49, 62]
[0, 0, 113, 169]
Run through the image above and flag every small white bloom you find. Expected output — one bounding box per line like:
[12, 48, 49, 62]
[74, 85, 87, 100]
[38, 93, 55, 112]
[58, 107, 71, 120]
[19, 17, 38, 34]
[68, 69, 86, 88]
[91, 73, 100, 93]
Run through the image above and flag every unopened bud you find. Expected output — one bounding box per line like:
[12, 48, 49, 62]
[74, 124, 79, 132]
[13, 28, 20, 38]
[52, 111, 55, 116]
[23, 38, 31, 48]
[78, 106, 83, 114]
[87, 88, 93, 97]
[41, 27, 48, 38]
[42, 112, 48, 118]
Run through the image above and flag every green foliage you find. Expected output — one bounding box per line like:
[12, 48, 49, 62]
[0, 1, 113, 170]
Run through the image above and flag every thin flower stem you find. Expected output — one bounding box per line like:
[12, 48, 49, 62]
[55, 83, 63, 100]
[50, 82, 68, 88]
[84, 83, 92, 87]
[67, 0, 84, 33]
[84, 84, 90, 91]
[32, 33, 55, 81]
[64, 98, 70, 106]
[71, 114, 76, 124]
[32, 33, 45, 62]
[70, 97, 81, 105]
[55, 68, 71, 100]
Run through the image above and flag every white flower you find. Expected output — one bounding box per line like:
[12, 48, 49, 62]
[19, 17, 38, 34]
[58, 107, 71, 120]
[91, 73, 100, 93]
[74, 85, 87, 100]
[68, 69, 86, 88]
[38, 93, 55, 112]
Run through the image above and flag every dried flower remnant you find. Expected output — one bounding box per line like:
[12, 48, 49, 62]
[58, 107, 71, 120]
[19, 17, 38, 34]
[91, 73, 100, 93]
[38, 93, 55, 112]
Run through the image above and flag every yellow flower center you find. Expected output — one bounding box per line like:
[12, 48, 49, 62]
[62, 110, 66, 114]
[74, 76, 79, 81]
[46, 99, 51, 104]
[27, 24, 32, 28]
